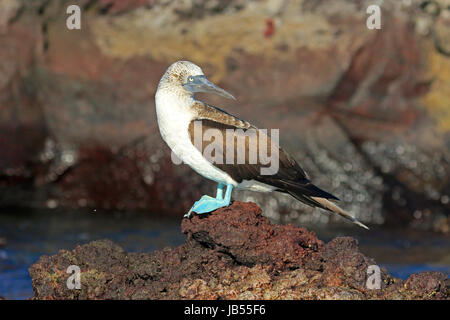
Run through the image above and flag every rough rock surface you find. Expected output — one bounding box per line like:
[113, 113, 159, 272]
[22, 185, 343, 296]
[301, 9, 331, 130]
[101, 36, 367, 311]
[29, 202, 449, 300]
[1, 0, 449, 231]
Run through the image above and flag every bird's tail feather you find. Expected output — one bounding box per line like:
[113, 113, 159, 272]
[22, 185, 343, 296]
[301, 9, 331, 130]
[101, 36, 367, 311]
[282, 180, 340, 201]
[310, 196, 369, 230]
[287, 190, 369, 230]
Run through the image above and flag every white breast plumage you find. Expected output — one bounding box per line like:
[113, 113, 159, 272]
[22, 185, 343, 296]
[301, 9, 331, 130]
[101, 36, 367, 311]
[155, 90, 237, 186]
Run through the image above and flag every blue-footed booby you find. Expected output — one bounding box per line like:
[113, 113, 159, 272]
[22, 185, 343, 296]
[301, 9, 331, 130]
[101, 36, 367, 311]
[155, 61, 368, 229]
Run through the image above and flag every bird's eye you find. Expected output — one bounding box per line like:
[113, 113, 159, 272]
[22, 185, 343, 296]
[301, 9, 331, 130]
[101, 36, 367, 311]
[188, 76, 194, 82]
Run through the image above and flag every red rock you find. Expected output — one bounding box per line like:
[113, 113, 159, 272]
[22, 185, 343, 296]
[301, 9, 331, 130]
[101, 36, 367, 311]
[29, 202, 449, 300]
[182, 202, 323, 270]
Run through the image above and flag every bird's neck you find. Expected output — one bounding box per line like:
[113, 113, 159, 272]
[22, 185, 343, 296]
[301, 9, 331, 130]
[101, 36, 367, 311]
[156, 86, 193, 105]
[155, 86, 195, 127]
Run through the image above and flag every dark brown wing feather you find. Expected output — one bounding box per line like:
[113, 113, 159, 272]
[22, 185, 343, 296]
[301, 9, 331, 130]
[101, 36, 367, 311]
[188, 102, 338, 201]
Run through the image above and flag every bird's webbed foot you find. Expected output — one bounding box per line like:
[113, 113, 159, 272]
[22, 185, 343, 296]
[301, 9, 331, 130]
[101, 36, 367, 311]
[184, 183, 233, 218]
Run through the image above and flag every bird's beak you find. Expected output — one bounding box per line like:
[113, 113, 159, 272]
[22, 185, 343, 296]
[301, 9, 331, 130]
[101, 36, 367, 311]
[183, 75, 236, 100]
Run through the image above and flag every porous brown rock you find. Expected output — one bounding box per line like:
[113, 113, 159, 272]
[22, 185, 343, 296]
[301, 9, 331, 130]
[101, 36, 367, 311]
[29, 201, 449, 300]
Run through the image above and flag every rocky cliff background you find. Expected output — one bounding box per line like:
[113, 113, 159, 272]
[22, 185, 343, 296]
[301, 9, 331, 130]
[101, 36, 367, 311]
[0, 0, 449, 231]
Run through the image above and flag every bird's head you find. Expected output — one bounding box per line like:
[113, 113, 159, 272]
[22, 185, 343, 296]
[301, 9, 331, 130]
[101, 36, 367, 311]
[158, 61, 235, 100]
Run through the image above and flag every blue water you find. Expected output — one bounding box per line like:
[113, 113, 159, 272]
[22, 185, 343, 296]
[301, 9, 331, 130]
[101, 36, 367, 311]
[0, 209, 448, 300]
[382, 264, 450, 280]
[0, 209, 185, 299]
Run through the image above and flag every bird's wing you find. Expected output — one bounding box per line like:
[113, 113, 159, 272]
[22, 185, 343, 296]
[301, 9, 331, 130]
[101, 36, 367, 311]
[188, 101, 337, 200]
[191, 101, 253, 129]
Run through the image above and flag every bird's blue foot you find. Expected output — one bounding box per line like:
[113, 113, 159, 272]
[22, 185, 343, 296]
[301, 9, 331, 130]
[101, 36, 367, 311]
[184, 183, 233, 218]
[188, 195, 229, 214]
